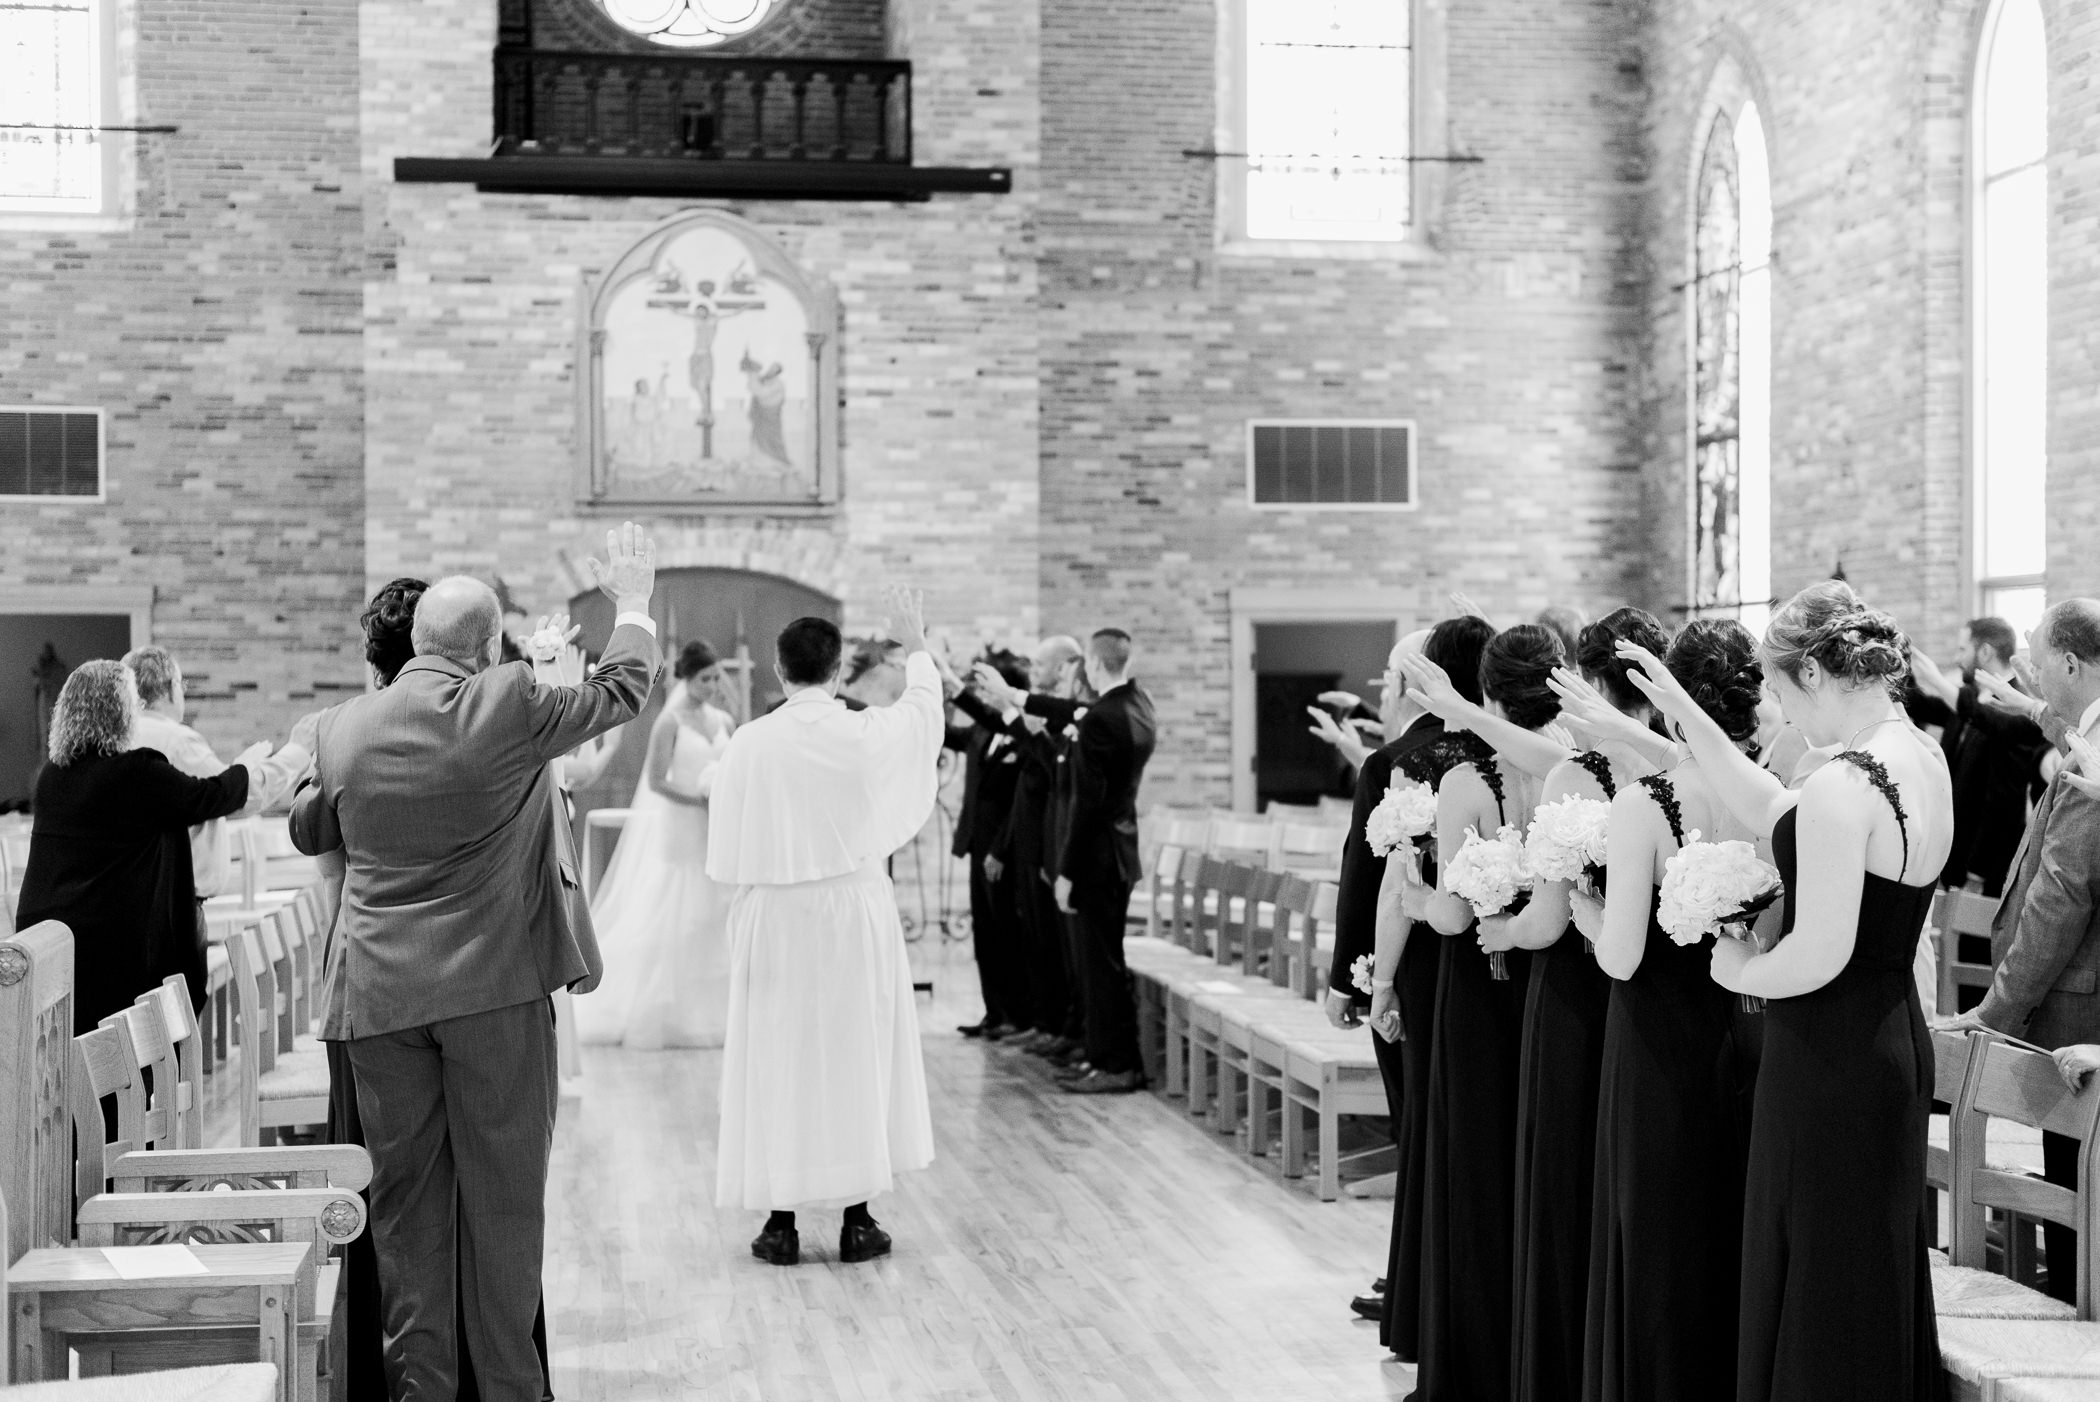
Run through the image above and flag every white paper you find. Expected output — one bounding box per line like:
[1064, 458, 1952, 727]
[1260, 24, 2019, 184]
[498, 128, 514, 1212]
[102, 1243, 210, 1278]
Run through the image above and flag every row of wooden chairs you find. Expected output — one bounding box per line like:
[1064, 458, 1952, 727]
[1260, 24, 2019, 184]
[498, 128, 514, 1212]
[2, 919, 369, 1399]
[1125, 846, 1379, 1200]
[1927, 1026, 2100, 1397]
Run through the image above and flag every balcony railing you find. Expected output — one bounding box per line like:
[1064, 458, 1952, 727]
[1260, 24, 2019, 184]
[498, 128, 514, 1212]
[493, 48, 911, 164]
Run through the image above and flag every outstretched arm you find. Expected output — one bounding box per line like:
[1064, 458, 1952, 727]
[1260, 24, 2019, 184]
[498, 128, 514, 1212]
[1397, 653, 1572, 780]
[1616, 642, 1793, 837]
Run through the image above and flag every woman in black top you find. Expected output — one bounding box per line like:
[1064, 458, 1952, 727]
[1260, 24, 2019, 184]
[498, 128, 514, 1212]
[15, 658, 259, 1032]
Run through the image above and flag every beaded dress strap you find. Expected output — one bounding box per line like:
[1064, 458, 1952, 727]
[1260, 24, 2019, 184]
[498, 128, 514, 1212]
[1833, 749, 1911, 879]
[1636, 773, 1685, 846]
[1473, 758, 1509, 825]
[1571, 750, 1617, 800]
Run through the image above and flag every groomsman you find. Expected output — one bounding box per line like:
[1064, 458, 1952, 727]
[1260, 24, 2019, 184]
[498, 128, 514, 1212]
[950, 650, 1034, 1039]
[1043, 630, 1156, 1094]
[1941, 598, 2100, 1303]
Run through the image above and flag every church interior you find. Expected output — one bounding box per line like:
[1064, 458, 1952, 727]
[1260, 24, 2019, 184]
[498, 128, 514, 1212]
[5, 0, 2100, 1398]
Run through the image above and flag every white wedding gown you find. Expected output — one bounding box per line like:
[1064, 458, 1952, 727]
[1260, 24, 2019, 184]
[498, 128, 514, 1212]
[576, 706, 734, 1049]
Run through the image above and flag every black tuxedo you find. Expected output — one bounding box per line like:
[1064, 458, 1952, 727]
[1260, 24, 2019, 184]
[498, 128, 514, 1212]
[947, 689, 1031, 1027]
[1909, 674, 2048, 896]
[1029, 681, 1156, 1073]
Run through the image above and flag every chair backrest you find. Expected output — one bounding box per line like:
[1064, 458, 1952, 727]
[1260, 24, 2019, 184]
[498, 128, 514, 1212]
[1949, 1030, 2100, 1317]
[258, 914, 299, 1054]
[152, 976, 205, 1150]
[110, 1003, 181, 1152]
[1932, 887, 1999, 1018]
[1932, 1026, 1973, 1106]
[1147, 843, 1187, 941]
[1272, 820, 1347, 874]
[1239, 867, 1287, 977]
[1316, 795, 1355, 823]
[274, 903, 313, 1034]
[1262, 801, 1322, 823]
[1207, 860, 1261, 966]
[232, 818, 264, 908]
[227, 925, 279, 1077]
[1189, 855, 1233, 957]
[1207, 815, 1273, 864]
[0, 919, 74, 1264]
[1271, 874, 1323, 997]
[70, 1019, 147, 1219]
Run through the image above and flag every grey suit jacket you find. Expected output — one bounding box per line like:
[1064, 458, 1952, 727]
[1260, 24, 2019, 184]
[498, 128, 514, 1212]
[292, 623, 660, 1039]
[1978, 767, 2100, 1050]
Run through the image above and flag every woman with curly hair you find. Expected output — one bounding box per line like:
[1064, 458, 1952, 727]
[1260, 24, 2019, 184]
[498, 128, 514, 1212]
[14, 658, 270, 1032]
[1623, 581, 1952, 1402]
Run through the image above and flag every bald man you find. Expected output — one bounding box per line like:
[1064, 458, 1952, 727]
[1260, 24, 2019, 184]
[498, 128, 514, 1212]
[292, 527, 662, 1401]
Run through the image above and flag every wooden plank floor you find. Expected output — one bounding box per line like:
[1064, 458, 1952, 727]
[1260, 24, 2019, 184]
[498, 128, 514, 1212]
[543, 941, 1414, 1401]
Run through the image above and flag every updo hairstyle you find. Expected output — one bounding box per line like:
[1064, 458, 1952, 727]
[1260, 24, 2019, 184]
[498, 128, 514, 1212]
[1665, 619, 1765, 743]
[1478, 624, 1565, 731]
[1575, 606, 1671, 714]
[1761, 581, 1909, 696]
[1423, 615, 1495, 707]
[674, 639, 721, 680]
[360, 577, 428, 687]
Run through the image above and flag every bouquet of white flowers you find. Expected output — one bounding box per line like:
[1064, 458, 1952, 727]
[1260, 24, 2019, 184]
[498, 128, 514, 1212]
[1657, 833, 1782, 947]
[1350, 953, 1377, 997]
[1524, 795, 1612, 896]
[1443, 824, 1532, 980]
[1366, 778, 1439, 858]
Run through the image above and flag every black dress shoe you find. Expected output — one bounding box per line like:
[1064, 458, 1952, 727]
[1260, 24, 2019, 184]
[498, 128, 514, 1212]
[1052, 1060, 1094, 1083]
[958, 1021, 990, 1038]
[751, 1225, 800, 1266]
[839, 1221, 892, 1264]
[1351, 1293, 1383, 1321]
[1062, 1068, 1143, 1094]
[983, 1022, 1021, 1041]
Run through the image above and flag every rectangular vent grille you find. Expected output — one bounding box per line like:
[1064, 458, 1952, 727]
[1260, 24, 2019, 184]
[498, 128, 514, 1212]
[0, 408, 103, 499]
[1247, 419, 1414, 509]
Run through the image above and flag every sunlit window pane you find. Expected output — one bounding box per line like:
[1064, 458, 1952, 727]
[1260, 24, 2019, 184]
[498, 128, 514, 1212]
[0, 1, 103, 211]
[1984, 584, 2047, 651]
[1983, 0, 2047, 177]
[1245, 0, 1412, 242]
[1981, 155, 2048, 581]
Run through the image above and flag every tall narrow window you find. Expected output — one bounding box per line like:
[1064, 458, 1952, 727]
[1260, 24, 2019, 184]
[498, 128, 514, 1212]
[1975, 0, 2048, 640]
[1241, 0, 1412, 242]
[1690, 102, 1771, 630]
[0, 0, 112, 214]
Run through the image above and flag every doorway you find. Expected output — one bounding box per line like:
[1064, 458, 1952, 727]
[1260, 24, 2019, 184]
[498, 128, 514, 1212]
[564, 566, 843, 831]
[1228, 588, 1409, 812]
[0, 612, 137, 806]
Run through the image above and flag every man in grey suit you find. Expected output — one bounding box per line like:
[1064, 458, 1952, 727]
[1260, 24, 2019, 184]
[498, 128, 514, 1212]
[1943, 597, 2100, 1304]
[293, 524, 662, 1399]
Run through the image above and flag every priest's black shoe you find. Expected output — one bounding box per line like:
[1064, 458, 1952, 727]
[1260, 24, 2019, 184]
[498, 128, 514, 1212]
[751, 1225, 799, 1266]
[1350, 1293, 1383, 1321]
[957, 1020, 991, 1038]
[840, 1221, 892, 1264]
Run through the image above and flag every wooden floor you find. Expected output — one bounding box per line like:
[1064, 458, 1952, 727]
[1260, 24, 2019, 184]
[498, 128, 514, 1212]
[543, 940, 1414, 1401]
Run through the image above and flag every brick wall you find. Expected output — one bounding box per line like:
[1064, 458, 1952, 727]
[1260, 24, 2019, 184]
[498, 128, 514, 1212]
[0, 0, 366, 760]
[2047, 0, 2100, 603]
[1039, 0, 1651, 807]
[360, 0, 1039, 653]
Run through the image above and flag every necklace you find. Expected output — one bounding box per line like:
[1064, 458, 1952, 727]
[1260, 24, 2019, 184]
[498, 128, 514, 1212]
[1845, 715, 1904, 750]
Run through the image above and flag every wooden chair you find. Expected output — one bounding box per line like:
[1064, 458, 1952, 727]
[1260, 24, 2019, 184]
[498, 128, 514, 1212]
[1935, 887, 2000, 1019]
[1270, 820, 1346, 880]
[1206, 815, 1274, 867]
[1, 921, 74, 1269]
[226, 929, 330, 1146]
[1184, 861, 1258, 1125]
[1316, 795, 1356, 824]
[1929, 1027, 1973, 1232]
[1124, 845, 1217, 1090]
[1261, 801, 1323, 823]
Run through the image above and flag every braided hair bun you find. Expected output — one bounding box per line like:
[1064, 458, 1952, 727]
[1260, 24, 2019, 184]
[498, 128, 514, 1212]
[1763, 581, 1911, 696]
[1665, 619, 1764, 742]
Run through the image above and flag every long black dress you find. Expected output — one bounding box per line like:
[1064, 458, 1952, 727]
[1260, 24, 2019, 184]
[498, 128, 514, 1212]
[14, 747, 250, 1032]
[1414, 758, 1533, 1402]
[1381, 729, 1494, 1363]
[1736, 752, 1945, 1402]
[1511, 751, 1616, 1402]
[1584, 774, 1750, 1402]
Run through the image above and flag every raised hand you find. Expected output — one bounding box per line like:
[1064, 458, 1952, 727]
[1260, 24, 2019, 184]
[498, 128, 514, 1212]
[1613, 641, 1694, 719]
[554, 643, 589, 688]
[1449, 591, 1495, 626]
[1317, 690, 1363, 713]
[1973, 665, 2042, 721]
[1307, 705, 1370, 769]
[526, 613, 581, 663]
[885, 585, 928, 654]
[971, 660, 1021, 711]
[233, 739, 274, 770]
[581, 522, 657, 607]
[1395, 652, 1471, 721]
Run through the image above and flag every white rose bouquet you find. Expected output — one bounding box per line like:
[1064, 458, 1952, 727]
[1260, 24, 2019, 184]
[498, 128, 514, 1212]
[1443, 824, 1533, 980]
[1657, 833, 1784, 1007]
[1350, 953, 1377, 998]
[1524, 796, 1612, 897]
[1366, 778, 1439, 858]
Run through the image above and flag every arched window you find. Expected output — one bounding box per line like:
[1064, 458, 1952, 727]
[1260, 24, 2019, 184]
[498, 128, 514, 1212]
[598, 0, 780, 48]
[1690, 100, 1772, 631]
[1974, 0, 2048, 639]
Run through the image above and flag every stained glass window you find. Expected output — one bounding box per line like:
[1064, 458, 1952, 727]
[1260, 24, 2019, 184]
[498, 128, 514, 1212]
[1976, 0, 2048, 642]
[598, 0, 779, 48]
[1690, 103, 1772, 630]
[0, 0, 107, 212]
[1243, 0, 1412, 242]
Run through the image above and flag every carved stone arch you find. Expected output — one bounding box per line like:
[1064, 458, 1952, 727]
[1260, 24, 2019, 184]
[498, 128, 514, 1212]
[577, 208, 841, 512]
[1682, 31, 1777, 200]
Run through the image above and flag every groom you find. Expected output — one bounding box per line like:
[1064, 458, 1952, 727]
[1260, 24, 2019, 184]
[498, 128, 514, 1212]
[292, 524, 662, 1400]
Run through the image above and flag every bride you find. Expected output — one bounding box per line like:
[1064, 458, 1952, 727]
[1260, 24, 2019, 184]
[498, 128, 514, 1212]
[577, 639, 738, 1049]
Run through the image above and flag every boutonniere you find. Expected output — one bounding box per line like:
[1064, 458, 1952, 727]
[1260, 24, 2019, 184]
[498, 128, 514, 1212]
[1062, 724, 1080, 741]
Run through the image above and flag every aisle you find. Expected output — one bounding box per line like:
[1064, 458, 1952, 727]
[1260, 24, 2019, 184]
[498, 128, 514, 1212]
[545, 942, 1413, 1401]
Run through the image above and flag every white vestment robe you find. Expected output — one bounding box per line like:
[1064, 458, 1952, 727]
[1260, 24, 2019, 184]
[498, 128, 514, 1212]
[706, 650, 944, 1209]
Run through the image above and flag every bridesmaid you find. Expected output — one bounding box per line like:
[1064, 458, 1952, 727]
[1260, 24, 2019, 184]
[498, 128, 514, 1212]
[1366, 614, 1497, 1363]
[1579, 620, 1764, 1402]
[1391, 624, 1565, 1402]
[1483, 608, 1670, 1402]
[1624, 583, 1952, 1402]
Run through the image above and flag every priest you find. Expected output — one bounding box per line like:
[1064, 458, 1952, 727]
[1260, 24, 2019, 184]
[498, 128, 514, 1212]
[706, 586, 944, 1266]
